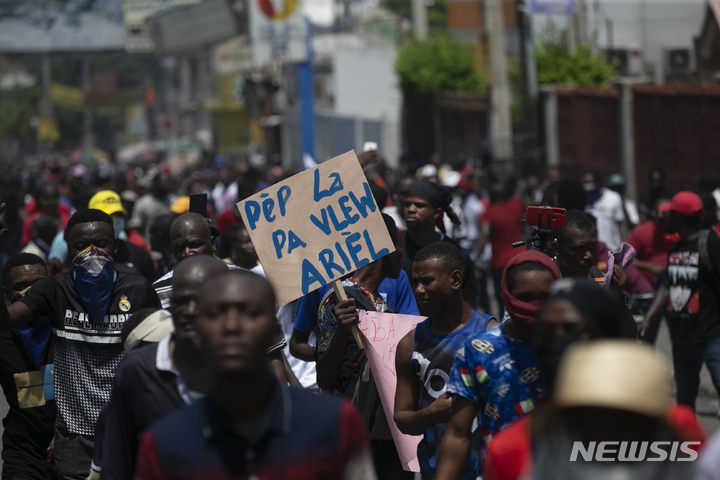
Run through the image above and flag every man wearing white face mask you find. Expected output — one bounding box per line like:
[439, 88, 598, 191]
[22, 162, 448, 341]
[0, 207, 162, 480]
[47, 191, 157, 283]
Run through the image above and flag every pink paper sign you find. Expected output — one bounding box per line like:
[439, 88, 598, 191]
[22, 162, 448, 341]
[358, 311, 426, 472]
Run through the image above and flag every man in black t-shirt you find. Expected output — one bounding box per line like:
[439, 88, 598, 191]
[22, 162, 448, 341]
[641, 192, 720, 410]
[0, 253, 56, 480]
[401, 181, 477, 310]
[0, 208, 161, 480]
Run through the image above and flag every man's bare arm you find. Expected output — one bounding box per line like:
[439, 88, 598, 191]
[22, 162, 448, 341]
[289, 328, 316, 362]
[435, 396, 476, 480]
[393, 331, 452, 436]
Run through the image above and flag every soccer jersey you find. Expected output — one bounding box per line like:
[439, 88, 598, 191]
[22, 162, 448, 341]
[18, 271, 161, 435]
[447, 325, 547, 478]
[411, 311, 494, 479]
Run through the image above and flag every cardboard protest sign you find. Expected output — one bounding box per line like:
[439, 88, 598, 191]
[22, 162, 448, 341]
[237, 151, 395, 307]
[358, 310, 426, 472]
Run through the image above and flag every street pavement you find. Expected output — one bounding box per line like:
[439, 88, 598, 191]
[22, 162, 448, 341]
[655, 321, 720, 436]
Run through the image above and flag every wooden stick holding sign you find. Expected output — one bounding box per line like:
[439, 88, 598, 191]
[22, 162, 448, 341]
[331, 279, 365, 349]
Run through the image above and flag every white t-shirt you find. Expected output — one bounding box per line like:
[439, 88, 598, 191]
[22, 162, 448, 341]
[588, 188, 625, 250]
[278, 301, 318, 388]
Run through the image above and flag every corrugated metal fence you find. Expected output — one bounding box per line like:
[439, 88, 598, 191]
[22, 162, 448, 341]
[553, 84, 720, 197]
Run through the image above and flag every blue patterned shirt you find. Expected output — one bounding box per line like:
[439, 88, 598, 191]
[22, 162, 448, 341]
[446, 324, 547, 478]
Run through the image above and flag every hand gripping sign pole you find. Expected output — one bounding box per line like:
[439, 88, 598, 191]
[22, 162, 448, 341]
[331, 279, 365, 349]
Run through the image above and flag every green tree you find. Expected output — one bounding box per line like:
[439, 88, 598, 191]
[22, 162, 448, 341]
[396, 36, 486, 107]
[533, 22, 615, 87]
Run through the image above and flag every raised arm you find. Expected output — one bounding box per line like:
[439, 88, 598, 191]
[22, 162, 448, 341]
[393, 330, 452, 436]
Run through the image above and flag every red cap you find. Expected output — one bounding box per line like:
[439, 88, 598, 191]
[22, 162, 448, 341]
[658, 202, 671, 213]
[457, 178, 474, 190]
[669, 192, 703, 217]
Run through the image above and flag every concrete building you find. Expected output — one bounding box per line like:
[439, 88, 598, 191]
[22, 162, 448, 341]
[282, 26, 402, 169]
[533, 0, 706, 84]
[695, 1, 720, 82]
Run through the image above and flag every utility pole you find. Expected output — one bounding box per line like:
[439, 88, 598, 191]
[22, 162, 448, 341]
[179, 56, 193, 136]
[411, 0, 428, 40]
[486, 0, 514, 170]
[517, 0, 535, 133]
[568, 0, 586, 53]
[39, 54, 54, 152]
[82, 56, 95, 149]
[299, 18, 315, 163]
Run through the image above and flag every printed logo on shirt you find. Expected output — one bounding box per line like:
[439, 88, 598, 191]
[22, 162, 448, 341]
[64, 309, 130, 332]
[471, 339, 495, 354]
[493, 383, 510, 398]
[520, 367, 541, 384]
[667, 251, 701, 313]
[119, 295, 131, 312]
[485, 403, 501, 420]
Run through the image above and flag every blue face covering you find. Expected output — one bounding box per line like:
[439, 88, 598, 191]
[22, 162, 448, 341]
[72, 246, 115, 326]
[12, 287, 52, 369]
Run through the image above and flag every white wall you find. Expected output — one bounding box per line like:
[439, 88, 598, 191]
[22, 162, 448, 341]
[333, 45, 402, 166]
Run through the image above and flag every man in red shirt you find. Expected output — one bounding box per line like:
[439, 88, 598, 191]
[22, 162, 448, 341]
[476, 183, 526, 317]
[627, 201, 675, 290]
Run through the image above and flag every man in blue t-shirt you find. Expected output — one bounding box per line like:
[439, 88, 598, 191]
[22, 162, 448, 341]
[434, 251, 559, 480]
[289, 270, 419, 366]
[394, 243, 497, 480]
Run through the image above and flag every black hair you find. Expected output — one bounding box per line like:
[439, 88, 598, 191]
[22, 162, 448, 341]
[584, 212, 597, 226]
[64, 209, 114, 242]
[649, 167, 665, 180]
[75, 185, 103, 210]
[552, 210, 594, 244]
[414, 242, 464, 274]
[120, 308, 161, 348]
[506, 261, 554, 292]
[2, 253, 47, 288]
[370, 182, 389, 210]
[382, 213, 400, 242]
[699, 172, 720, 194]
[149, 214, 176, 240]
[219, 222, 247, 258]
[700, 192, 718, 210]
[554, 178, 588, 211]
[585, 170, 601, 185]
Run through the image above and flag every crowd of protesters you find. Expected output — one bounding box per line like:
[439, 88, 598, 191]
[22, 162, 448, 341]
[0, 149, 719, 480]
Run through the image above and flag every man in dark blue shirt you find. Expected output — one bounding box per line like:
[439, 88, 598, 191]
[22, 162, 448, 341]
[102, 255, 229, 480]
[136, 270, 375, 480]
